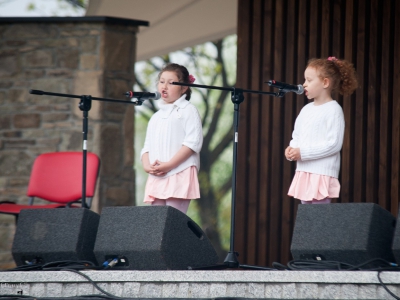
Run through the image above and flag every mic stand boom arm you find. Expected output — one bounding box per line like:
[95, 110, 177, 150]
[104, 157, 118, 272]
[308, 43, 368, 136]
[30, 89, 147, 209]
[172, 82, 279, 270]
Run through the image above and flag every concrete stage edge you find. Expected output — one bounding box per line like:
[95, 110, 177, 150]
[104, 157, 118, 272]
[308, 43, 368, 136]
[0, 270, 399, 299]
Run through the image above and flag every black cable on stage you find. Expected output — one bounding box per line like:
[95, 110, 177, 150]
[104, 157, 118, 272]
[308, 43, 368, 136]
[378, 270, 400, 300]
[280, 258, 400, 300]
[271, 262, 289, 270]
[42, 260, 96, 267]
[284, 258, 399, 271]
[4, 258, 400, 299]
[0, 295, 148, 299]
[346, 258, 399, 271]
[286, 259, 354, 271]
[0, 295, 32, 299]
[1, 264, 43, 272]
[45, 268, 124, 300]
[1, 260, 122, 299]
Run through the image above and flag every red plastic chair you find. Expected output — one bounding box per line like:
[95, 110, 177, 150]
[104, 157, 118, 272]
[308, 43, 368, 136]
[0, 152, 100, 221]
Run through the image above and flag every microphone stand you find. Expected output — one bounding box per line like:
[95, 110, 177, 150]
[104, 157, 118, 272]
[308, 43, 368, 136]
[172, 82, 282, 270]
[29, 89, 149, 208]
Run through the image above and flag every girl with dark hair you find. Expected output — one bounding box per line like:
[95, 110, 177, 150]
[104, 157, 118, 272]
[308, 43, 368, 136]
[141, 63, 202, 213]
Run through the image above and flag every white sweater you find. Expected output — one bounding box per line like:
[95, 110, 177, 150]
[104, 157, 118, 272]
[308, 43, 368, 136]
[289, 100, 344, 178]
[141, 95, 203, 178]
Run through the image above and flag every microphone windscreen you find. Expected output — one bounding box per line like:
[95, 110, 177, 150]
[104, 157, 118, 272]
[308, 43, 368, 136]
[154, 91, 161, 100]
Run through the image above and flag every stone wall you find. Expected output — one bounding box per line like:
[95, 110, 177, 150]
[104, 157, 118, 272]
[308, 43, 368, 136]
[0, 270, 398, 299]
[0, 17, 148, 268]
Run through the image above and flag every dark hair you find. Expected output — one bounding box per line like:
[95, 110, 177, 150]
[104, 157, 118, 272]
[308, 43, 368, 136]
[307, 57, 358, 96]
[158, 63, 192, 100]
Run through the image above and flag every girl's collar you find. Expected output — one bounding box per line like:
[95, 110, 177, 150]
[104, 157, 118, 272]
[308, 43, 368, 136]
[159, 95, 189, 110]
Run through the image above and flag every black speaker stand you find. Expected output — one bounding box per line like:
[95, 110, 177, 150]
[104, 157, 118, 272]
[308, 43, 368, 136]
[172, 83, 282, 270]
[29, 89, 147, 208]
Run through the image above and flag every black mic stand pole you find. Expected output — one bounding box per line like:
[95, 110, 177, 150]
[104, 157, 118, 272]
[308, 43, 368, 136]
[29, 89, 148, 208]
[172, 82, 282, 270]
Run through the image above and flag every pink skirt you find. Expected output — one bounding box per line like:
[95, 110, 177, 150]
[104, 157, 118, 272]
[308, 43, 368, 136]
[288, 171, 340, 202]
[144, 166, 200, 203]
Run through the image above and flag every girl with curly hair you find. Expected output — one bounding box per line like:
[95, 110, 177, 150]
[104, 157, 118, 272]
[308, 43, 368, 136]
[285, 57, 358, 204]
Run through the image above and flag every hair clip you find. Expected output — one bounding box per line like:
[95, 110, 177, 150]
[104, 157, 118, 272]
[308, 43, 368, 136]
[188, 74, 196, 83]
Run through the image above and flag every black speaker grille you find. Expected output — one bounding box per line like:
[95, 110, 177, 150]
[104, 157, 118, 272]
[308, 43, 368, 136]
[12, 208, 99, 266]
[290, 203, 396, 265]
[94, 206, 218, 270]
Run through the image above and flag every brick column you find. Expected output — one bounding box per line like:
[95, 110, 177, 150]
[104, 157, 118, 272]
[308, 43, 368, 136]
[0, 16, 148, 267]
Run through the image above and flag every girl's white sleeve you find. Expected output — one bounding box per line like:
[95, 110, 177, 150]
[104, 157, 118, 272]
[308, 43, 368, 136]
[182, 105, 203, 153]
[289, 112, 302, 148]
[140, 118, 152, 158]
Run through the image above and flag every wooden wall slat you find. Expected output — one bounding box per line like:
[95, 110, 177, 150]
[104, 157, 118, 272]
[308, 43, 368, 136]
[332, 0, 343, 58]
[366, 0, 378, 203]
[341, 0, 355, 204]
[392, 0, 400, 213]
[378, 0, 391, 209]
[280, 0, 297, 265]
[321, 0, 330, 56]
[257, 0, 274, 266]
[308, 0, 319, 58]
[245, 0, 264, 265]
[235, 0, 252, 261]
[353, 0, 366, 203]
[236, 0, 400, 267]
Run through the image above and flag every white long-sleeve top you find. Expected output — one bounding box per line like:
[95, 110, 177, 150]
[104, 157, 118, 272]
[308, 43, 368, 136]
[289, 100, 345, 178]
[140, 95, 203, 178]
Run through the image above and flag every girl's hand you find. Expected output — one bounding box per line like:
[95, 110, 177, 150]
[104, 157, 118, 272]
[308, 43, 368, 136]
[288, 147, 301, 161]
[285, 146, 293, 161]
[142, 153, 165, 175]
[143, 162, 161, 175]
[145, 146, 195, 176]
[152, 160, 171, 176]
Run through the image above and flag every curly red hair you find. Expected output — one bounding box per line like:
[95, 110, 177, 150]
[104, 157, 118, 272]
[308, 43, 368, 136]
[307, 57, 358, 96]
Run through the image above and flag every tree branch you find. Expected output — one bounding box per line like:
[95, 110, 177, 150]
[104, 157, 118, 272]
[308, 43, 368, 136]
[215, 175, 232, 201]
[209, 126, 233, 166]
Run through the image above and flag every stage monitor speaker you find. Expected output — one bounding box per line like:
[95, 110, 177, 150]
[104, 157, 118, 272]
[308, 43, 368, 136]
[12, 208, 100, 266]
[290, 203, 396, 265]
[93, 206, 219, 270]
[391, 208, 400, 263]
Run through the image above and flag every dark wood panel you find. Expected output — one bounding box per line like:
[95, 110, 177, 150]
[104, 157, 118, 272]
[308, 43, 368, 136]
[378, 0, 391, 209]
[245, 0, 264, 265]
[235, 0, 253, 261]
[392, 0, 400, 214]
[366, 0, 378, 203]
[280, 0, 297, 266]
[341, 0, 355, 204]
[257, 0, 274, 267]
[235, 0, 400, 267]
[353, 0, 367, 203]
[321, 0, 330, 56]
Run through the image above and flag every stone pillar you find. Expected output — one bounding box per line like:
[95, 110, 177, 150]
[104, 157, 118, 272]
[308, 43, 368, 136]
[0, 16, 148, 267]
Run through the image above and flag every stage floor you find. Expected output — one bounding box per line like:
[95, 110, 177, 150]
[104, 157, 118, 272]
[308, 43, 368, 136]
[0, 270, 399, 299]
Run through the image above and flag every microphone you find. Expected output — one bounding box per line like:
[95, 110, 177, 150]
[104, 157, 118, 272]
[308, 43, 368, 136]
[267, 80, 304, 95]
[124, 91, 161, 100]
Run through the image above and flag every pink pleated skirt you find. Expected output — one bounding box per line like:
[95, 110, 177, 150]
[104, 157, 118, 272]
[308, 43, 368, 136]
[288, 171, 340, 202]
[144, 166, 200, 203]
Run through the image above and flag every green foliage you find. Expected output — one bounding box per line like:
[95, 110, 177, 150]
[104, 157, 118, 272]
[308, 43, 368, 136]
[64, 0, 87, 8]
[24, 0, 87, 15]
